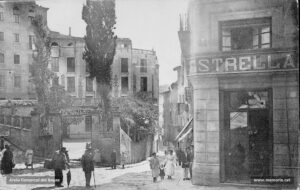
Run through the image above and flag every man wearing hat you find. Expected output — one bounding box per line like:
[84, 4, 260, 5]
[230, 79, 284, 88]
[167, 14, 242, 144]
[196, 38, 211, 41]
[51, 147, 69, 187]
[81, 144, 94, 187]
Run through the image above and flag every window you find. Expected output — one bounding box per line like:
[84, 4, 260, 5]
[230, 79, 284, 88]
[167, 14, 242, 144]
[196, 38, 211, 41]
[86, 77, 93, 92]
[29, 35, 35, 49]
[121, 58, 128, 73]
[85, 116, 92, 132]
[51, 57, 59, 72]
[140, 77, 147, 92]
[0, 75, 4, 88]
[140, 59, 147, 73]
[0, 12, 3, 21]
[14, 33, 19, 42]
[22, 117, 31, 129]
[220, 18, 271, 51]
[0, 32, 3, 41]
[67, 77, 75, 92]
[0, 53, 4, 64]
[13, 116, 20, 127]
[14, 15, 20, 23]
[14, 75, 21, 88]
[67, 57, 75, 72]
[0, 115, 4, 124]
[14, 54, 20, 64]
[121, 77, 128, 94]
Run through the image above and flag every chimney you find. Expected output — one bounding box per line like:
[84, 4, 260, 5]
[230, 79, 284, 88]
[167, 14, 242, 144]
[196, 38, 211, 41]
[69, 27, 71, 36]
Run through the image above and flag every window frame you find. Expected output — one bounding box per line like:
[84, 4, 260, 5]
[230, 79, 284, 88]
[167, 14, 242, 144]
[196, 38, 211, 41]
[51, 57, 59, 72]
[0, 12, 3, 21]
[14, 14, 20, 23]
[121, 58, 129, 73]
[14, 75, 21, 88]
[219, 17, 272, 51]
[67, 76, 75, 92]
[0, 75, 5, 88]
[85, 115, 92, 132]
[14, 54, 20, 64]
[14, 33, 19, 42]
[140, 59, 147, 73]
[121, 76, 129, 94]
[86, 77, 93, 92]
[67, 57, 75, 72]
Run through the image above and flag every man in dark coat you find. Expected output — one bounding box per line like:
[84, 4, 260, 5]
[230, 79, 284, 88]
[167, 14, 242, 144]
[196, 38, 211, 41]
[111, 149, 117, 169]
[182, 147, 192, 180]
[1, 145, 14, 174]
[81, 146, 94, 187]
[51, 147, 69, 187]
[189, 146, 194, 180]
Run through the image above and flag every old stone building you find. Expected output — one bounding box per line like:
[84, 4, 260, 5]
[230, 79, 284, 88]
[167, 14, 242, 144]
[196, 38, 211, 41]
[0, 1, 47, 100]
[179, 0, 299, 187]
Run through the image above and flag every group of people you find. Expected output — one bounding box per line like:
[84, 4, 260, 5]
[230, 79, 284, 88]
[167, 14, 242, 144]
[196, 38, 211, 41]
[149, 146, 194, 183]
[0, 145, 14, 174]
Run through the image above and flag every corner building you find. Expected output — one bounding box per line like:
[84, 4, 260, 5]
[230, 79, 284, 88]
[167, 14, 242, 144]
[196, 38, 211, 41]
[182, 0, 299, 187]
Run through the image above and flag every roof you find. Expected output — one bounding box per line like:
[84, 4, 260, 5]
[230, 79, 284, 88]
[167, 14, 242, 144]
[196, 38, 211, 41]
[49, 31, 84, 41]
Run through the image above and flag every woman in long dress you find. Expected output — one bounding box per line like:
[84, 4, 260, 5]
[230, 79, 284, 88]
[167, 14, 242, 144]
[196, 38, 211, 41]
[164, 150, 176, 179]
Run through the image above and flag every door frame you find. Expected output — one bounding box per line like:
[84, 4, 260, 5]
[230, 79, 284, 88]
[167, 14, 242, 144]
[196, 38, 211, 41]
[220, 88, 273, 183]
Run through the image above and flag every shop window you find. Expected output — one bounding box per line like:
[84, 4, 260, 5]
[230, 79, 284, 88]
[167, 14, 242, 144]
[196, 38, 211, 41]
[0, 75, 4, 88]
[14, 33, 19, 42]
[140, 77, 147, 92]
[51, 57, 59, 72]
[86, 77, 93, 92]
[0, 32, 4, 41]
[14, 54, 20, 64]
[67, 77, 75, 92]
[67, 57, 75, 72]
[220, 18, 271, 51]
[85, 116, 92, 132]
[229, 91, 268, 110]
[223, 90, 271, 183]
[121, 77, 128, 94]
[0, 53, 4, 64]
[140, 59, 147, 73]
[121, 58, 128, 73]
[14, 75, 21, 88]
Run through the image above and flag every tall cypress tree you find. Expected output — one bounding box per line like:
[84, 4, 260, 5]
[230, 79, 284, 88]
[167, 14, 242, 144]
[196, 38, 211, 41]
[82, 0, 117, 114]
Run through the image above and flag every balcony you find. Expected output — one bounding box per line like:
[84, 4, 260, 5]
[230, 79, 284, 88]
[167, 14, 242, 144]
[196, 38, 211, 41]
[187, 48, 298, 76]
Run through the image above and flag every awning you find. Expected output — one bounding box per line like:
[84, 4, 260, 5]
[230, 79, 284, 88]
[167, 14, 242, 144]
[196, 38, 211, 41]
[178, 128, 193, 142]
[175, 117, 193, 141]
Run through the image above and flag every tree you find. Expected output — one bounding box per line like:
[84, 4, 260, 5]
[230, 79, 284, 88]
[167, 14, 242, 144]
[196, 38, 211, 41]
[82, 0, 117, 115]
[113, 92, 159, 142]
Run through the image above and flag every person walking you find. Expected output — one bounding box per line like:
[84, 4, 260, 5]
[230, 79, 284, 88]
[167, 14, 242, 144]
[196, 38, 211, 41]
[81, 145, 94, 187]
[176, 148, 184, 166]
[159, 164, 165, 180]
[120, 152, 126, 169]
[189, 146, 194, 180]
[182, 147, 190, 180]
[51, 147, 69, 187]
[111, 149, 117, 169]
[25, 149, 33, 169]
[164, 150, 176, 179]
[149, 153, 160, 182]
[1, 145, 14, 174]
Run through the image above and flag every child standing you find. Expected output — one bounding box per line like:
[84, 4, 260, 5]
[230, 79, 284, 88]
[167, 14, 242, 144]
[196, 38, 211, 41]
[159, 164, 165, 180]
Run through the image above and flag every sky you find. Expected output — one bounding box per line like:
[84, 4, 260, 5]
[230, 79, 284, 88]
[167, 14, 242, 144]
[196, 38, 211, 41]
[36, 0, 189, 86]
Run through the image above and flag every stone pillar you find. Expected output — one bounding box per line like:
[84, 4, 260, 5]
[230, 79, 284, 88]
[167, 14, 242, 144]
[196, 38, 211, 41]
[112, 107, 121, 163]
[189, 75, 220, 185]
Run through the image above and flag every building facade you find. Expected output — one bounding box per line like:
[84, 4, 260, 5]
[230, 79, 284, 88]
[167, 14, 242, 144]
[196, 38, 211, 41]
[0, 1, 47, 100]
[179, 0, 299, 187]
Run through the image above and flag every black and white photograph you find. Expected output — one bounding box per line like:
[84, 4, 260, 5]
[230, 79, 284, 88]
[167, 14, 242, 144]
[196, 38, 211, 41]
[0, 0, 299, 189]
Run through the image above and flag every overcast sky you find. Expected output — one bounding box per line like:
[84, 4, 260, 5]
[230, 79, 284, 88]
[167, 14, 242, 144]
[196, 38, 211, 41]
[37, 0, 189, 86]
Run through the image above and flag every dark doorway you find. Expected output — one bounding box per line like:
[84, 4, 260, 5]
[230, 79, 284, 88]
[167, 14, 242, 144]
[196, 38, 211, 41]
[141, 77, 147, 92]
[223, 90, 272, 183]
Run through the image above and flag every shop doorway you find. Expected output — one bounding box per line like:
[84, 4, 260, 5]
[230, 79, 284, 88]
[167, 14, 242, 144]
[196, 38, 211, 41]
[222, 90, 272, 183]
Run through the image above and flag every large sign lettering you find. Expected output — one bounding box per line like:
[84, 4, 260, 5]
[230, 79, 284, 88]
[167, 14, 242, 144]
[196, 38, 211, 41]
[188, 51, 298, 75]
